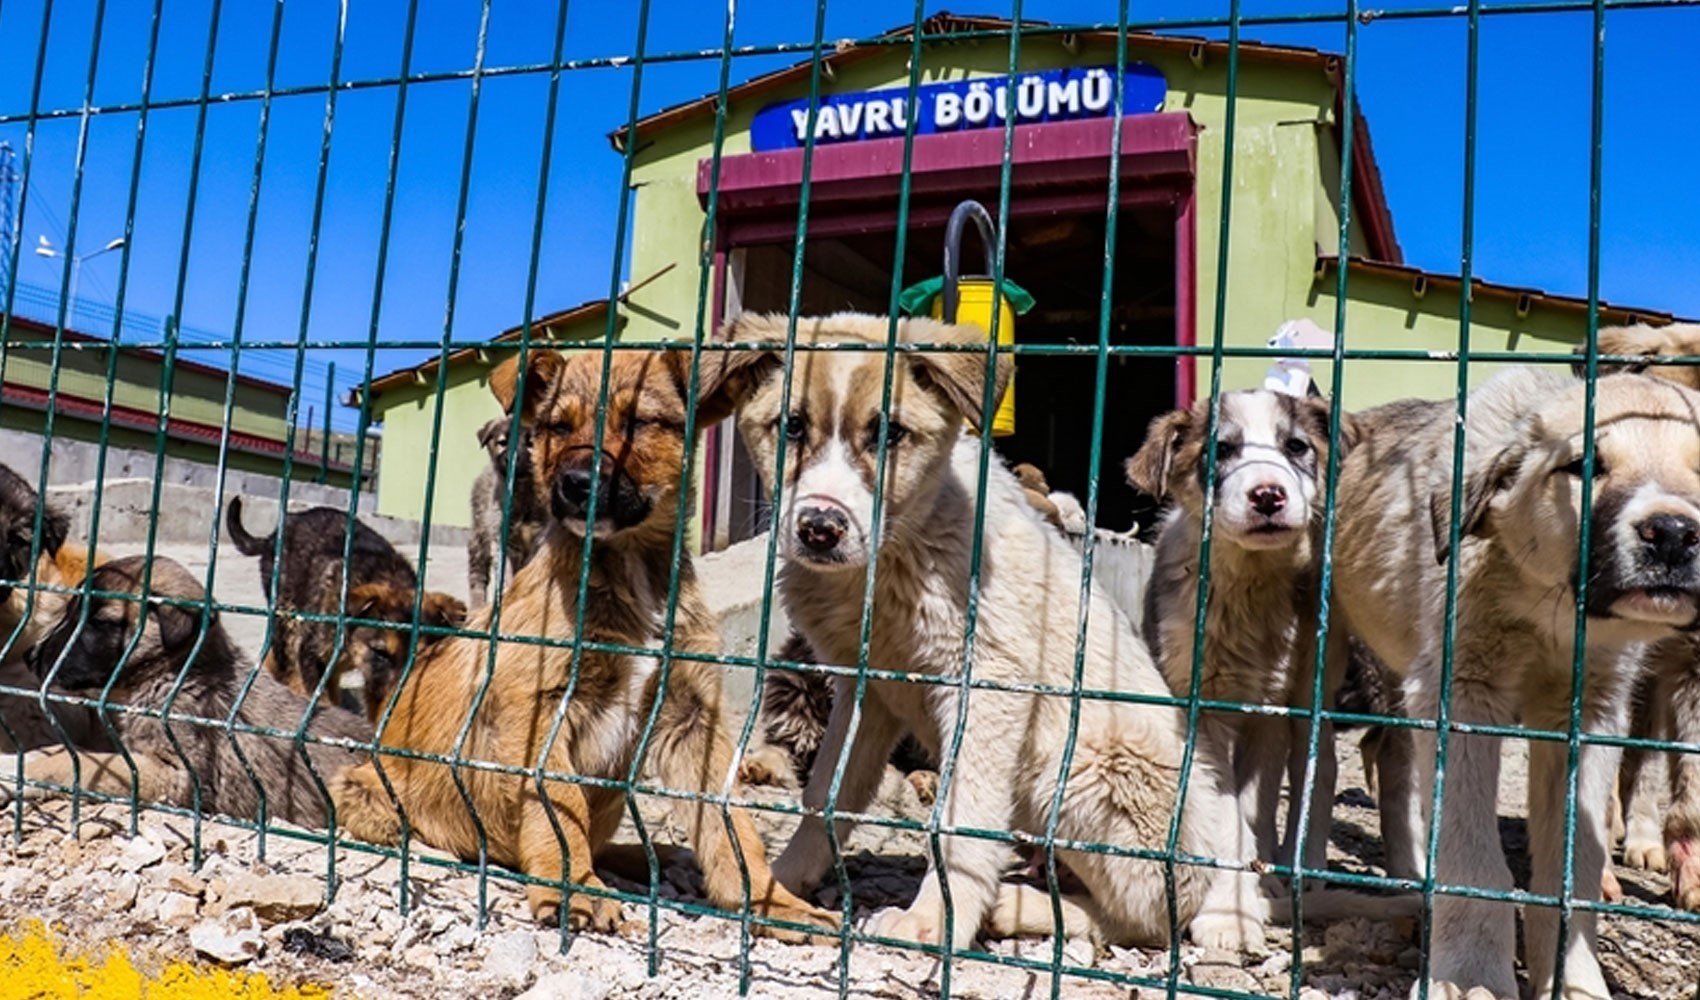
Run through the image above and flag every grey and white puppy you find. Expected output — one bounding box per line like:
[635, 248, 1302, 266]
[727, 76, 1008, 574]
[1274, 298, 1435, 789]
[467, 416, 548, 607]
[1129, 388, 1401, 951]
[10, 555, 371, 828]
[1334, 369, 1700, 1000]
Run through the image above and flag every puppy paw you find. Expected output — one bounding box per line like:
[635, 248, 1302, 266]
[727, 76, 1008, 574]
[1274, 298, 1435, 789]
[1600, 867, 1623, 903]
[736, 749, 793, 788]
[1669, 837, 1700, 911]
[1188, 909, 1266, 954]
[905, 770, 938, 807]
[1622, 835, 1667, 872]
[529, 884, 625, 933]
[750, 891, 842, 944]
[867, 905, 945, 947]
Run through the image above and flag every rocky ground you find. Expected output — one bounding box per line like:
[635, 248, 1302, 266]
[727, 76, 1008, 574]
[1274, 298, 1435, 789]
[3, 731, 1698, 999]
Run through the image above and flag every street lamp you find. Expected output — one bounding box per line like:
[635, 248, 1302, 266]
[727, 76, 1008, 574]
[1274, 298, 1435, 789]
[35, 234, 126, 321]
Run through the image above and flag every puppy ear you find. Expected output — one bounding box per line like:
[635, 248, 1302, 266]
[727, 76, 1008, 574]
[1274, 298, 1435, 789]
[902, 317, 1012, 433]
[1429, 444, 1523, 565]
[37, 505, 69, 560]
[418, 591, 467, 641]
[476, 418, 509, 456]
[489, 350, 565, 418]
[1126, 409, 1193, 500]
[1301, 395, 1361, 455]
[152, 600, 201, 654]
[690, 313, 789, 425]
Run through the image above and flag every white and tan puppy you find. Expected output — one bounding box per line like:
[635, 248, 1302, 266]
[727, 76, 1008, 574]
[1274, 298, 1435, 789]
[1335, 369, 1700, 1000]
[1129, 389, 1414, 950]
[716, 312, 1217, 950]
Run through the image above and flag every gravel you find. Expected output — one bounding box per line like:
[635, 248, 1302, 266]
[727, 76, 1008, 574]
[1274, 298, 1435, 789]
[4, 703, 1697, 996]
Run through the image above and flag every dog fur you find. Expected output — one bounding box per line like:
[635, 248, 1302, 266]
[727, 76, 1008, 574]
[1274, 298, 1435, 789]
[1333, 368, 1700, 999]
[0, 461, 102, 753]
[1128, 389, 1408, 950]
[226, 498, 466, 720]
[468, 416, 548, 608]
[329, 346, 838, 940]
[6, 555, 370, 827]
[719, 311, 1217, 950]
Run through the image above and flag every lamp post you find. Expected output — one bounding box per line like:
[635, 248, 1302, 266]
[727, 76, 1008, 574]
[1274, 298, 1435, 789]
[34, 234, 125, 324]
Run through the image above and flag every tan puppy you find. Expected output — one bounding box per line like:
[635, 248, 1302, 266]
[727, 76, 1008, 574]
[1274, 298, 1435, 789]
[331, 347, 837, 940]
[718, 312, 1216, 951]
[1334, 369, 1700, 1000]
[8, 556, 370, 827]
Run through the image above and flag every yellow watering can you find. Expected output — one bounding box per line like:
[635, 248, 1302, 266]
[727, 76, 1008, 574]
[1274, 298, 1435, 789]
[930, 200, 1020, 437]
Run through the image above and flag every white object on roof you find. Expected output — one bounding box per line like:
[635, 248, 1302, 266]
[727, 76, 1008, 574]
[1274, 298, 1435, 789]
[1264, 318, 1336, 397]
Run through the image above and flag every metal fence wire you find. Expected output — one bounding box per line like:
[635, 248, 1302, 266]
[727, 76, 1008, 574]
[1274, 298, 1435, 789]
[2, 1, 1699, 998]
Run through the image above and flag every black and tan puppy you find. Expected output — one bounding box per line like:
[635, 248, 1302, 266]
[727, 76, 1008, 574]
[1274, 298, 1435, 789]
[8, 556, 370, 827]
[331, 346, 837, 940]
[467, 416, 548, 608]
[0, 461, 101, 752]
[226, 498, 466, 720]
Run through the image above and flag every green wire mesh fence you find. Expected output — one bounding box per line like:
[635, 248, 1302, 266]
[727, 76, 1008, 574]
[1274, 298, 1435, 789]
[3, 2, 1700, 998]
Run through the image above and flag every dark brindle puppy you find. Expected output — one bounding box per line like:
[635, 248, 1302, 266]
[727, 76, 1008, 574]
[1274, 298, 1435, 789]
[331, 346, 837, 939]
[226, 498, 466, 720]
[467, 416, 548, 608]
[0, 461, 101, 752]
[7, 556, 370, 827]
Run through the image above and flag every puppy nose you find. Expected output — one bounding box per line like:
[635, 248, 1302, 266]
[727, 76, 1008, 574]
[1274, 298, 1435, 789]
[796, 506, 849, 552]
[554, 467, 606, 516]
[1637, 513, 1700, 567]
[1248, 484, 1288, 517]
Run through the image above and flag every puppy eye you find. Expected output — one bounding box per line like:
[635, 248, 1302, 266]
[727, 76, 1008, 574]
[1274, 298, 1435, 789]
[865, 418, 909, 450]
[1560, 456, 1608, 479]
[782, 413, 808, 442]
[1283, 437, 1311, 458]
[1212, 441, 1237, 464]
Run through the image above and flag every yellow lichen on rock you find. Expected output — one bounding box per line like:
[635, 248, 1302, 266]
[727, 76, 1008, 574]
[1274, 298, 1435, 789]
[0, 921, 333, 1000]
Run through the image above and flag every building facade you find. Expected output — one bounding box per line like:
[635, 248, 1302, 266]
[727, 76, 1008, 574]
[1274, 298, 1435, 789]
[360, 14, 1684, 542]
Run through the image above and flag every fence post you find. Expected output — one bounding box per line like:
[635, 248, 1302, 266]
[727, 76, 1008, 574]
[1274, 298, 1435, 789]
[318, 361, 335, 484]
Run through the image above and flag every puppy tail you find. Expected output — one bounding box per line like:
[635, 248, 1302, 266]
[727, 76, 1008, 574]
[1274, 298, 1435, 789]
[225, 497, 272, 556]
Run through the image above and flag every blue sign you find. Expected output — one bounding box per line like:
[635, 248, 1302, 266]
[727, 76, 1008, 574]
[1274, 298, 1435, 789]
[749, 64, 1165, 152]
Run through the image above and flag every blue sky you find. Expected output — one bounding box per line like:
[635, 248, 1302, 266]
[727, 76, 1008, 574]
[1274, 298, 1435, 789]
[2, 0, 1697, 435]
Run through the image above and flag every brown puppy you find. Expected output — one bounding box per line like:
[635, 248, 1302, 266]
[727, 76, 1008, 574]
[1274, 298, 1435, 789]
[8, 556, 370, 827]
[330, 346, 838, 940]
[0, 461, 104, 752]
[227, 498, 466, 720]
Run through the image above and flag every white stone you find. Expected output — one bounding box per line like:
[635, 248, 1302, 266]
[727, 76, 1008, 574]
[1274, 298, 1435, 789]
[219, 872, 323, 924]
[115, 835, 166, 873]
[515, 971, 613, 1000]
[189, 908, 265, 965]
[483, 929, 540, 989]
[156, 890, 201, 925]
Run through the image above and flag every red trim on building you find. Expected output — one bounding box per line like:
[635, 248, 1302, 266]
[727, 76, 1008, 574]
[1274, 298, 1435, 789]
[2, 383, 349, 471]
[698, 113, 1198, 244]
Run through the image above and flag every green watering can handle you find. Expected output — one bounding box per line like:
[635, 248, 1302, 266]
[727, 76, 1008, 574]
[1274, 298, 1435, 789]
[942, 199, 998, 324]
